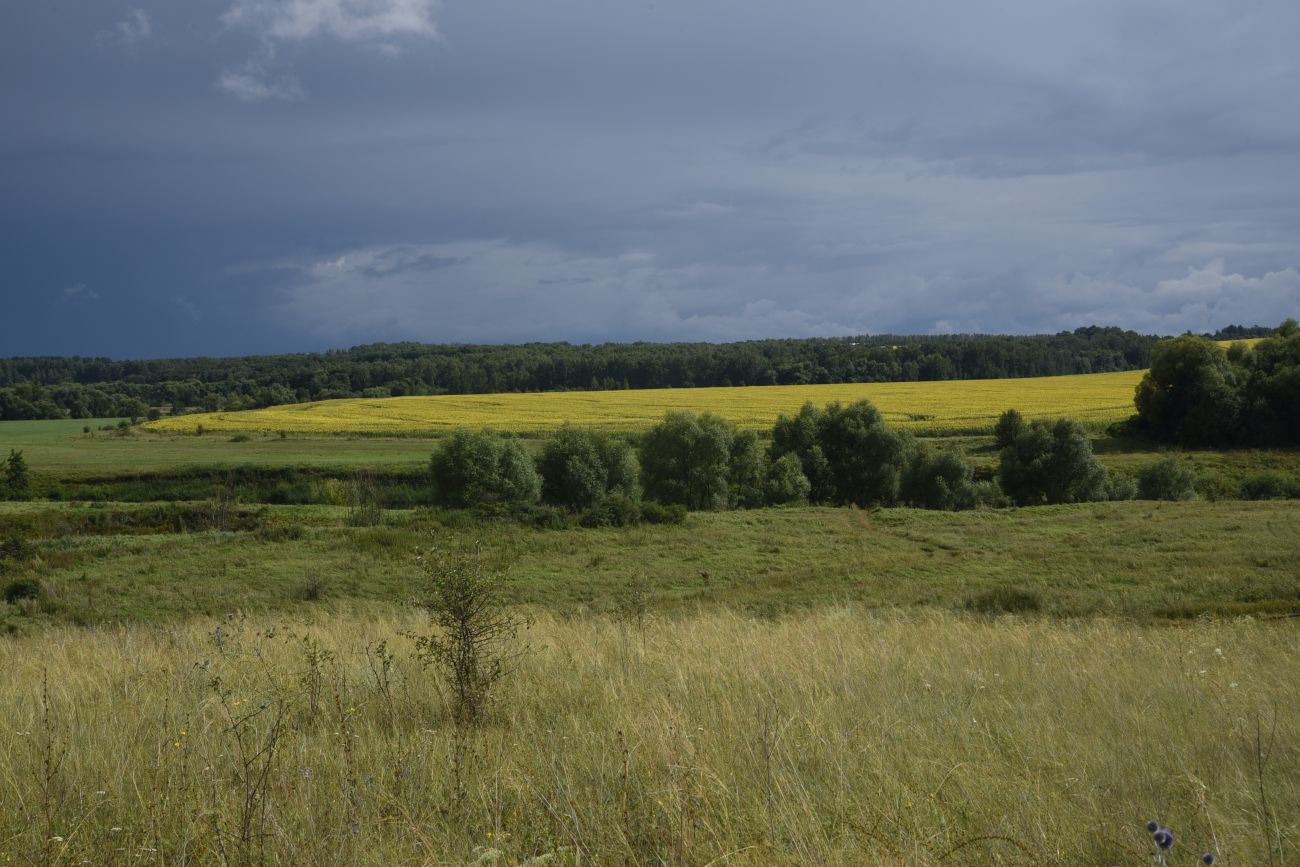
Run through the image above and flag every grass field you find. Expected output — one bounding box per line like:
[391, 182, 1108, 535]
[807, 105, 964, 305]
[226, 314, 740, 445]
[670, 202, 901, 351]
[5, 500, 1298, 631]
[1, 608, 1294, 864]
[145, 370, 1146, 437]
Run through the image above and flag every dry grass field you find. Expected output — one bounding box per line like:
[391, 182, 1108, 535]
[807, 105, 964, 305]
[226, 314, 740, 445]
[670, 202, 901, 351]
[146, 370, 1145, 437]
[1, 609, 1294, 865]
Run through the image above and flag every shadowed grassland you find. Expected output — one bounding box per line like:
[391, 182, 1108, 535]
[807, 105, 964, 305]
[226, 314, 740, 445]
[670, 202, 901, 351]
[0, 609, 1294, 864]
[3, 501, 1298, 631]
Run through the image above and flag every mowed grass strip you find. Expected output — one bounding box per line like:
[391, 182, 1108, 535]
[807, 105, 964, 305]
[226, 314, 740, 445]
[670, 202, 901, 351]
[147, 370, 1145, 436]
[0, 609, 1294, 864]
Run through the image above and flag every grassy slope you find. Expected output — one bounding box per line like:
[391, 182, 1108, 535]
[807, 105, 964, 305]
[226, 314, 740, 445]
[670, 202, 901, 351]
[4, 500, 1298, 631]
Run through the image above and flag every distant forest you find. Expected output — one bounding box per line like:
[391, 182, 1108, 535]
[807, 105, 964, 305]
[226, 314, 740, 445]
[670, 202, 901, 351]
[0, 325, 1275, 421]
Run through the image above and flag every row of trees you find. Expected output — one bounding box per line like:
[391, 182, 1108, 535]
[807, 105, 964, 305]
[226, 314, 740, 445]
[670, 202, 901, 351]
[1132, 320, 1300, 446]
[1, 327, 1168, 420]
[428, 404, 1126, 516]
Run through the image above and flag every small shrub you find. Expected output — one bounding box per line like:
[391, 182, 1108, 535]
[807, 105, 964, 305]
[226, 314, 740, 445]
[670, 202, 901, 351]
[255, 523, 305, 542]
[1240, 471, 1299, 500]
[4, 578, 42, 605]
[0, 537, 38, 562]
[1105, 472, 1138, 501]
[229, 433, 252, 443]
[640, 500, 687, 525]
[971, 480, 1011, 509]
[580, 494, 642, 528]
[1136, 457, 1197, 501]
[408, 541, 528, 724]
[298, 573, 328, 601]
[965, 587, 1043, 614]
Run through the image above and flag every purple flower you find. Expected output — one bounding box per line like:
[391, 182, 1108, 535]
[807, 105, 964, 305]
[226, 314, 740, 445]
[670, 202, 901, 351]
[1146, 820, 1159, 833]
[1153, 828, 1175, 850]
[1201, 855, 1215, 865]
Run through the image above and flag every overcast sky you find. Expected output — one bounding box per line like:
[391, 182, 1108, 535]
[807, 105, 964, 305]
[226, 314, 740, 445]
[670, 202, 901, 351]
[3, 0, 1299, 357]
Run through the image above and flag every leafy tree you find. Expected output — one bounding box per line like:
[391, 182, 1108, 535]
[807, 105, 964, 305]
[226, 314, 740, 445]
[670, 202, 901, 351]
[900, 446, 978, 510]
[3, 450, 29, 500]
[639, 411, 734, 510]
[430, 429, 541, 507]
[770, 402, 834, 502]
[728, 429, 768, 509]
[998, 418, 1108, 506]
[1134, 335, 1241, 445]
[818, 400, 913, 506]
[764, 453, 811, 505]
[993, 408, 1026, 449]
[1238, 323, 1300, 444]
[538, 425, 641, 510]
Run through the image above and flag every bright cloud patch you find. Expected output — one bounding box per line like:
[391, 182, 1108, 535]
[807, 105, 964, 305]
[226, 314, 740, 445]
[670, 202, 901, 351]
[217, 0, 438, 101]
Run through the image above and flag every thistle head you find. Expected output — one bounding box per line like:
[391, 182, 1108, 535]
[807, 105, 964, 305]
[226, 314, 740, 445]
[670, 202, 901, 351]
[1153, 828, 1175, 850]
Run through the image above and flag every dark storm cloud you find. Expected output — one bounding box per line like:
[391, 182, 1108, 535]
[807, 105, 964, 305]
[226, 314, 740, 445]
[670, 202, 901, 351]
[2, 0, 1298, 356]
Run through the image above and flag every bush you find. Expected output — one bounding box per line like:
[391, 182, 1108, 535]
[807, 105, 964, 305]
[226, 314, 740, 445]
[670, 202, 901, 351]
[0, 537, 37, 562]
[965, 587, 1043, 614]
[3, 577, 42, 605]
[971, 480, 1011, 509]
[1136, 457, 1198, 501]
[1105, 472, 1138, 501]
[764, 453, 811, 505]
[640, 500, 687, 525]
[900, 446, 977, 510]
[1239, 471, 1299, 500]
[3, 449, 30, 500]
[579, 494, 642, 528]
[431, 429, 542, 508]
[408, 541, 528, 724]
[998, 417, 1108, 506]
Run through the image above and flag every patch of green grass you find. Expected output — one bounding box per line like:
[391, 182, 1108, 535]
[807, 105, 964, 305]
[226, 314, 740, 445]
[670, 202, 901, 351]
[3, 500, 1297, 631]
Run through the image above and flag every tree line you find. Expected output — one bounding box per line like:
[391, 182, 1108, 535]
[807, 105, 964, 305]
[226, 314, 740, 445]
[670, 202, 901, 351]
[427, 403, 1143, 523]
[0, 327, 1175, 420]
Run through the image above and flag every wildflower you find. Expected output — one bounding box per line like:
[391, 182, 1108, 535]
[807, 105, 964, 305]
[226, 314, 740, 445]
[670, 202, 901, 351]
[1202, 855, 1215, 865]
[1153, 828, 1174, 850]
[1146, 820, 1159, 833]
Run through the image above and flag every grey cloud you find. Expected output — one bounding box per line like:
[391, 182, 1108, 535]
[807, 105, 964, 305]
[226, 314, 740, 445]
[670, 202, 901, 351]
[216, 0, 439, 101]
[62, 282, 100, 300]
[96, 8, 152, 48]
[3, 0, 1299, 356]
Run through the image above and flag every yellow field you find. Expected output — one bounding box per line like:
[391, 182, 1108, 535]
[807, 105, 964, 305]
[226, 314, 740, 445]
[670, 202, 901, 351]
[147, 369, 1146, 436]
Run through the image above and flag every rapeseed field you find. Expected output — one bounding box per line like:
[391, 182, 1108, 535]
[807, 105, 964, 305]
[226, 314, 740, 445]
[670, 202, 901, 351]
[148, 369, 1145, 436]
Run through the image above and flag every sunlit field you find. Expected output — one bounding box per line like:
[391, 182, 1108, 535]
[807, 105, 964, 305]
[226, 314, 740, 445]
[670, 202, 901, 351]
[147, 370, 1146, 437]
[2, 608, 1294, 865]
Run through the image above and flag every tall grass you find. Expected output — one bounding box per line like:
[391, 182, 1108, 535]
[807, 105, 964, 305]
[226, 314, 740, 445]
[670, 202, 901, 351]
[1, 609, 1295, 864]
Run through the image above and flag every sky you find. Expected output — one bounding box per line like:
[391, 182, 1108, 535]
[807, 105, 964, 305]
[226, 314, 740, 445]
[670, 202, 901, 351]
[3, 0, 1299, 358]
